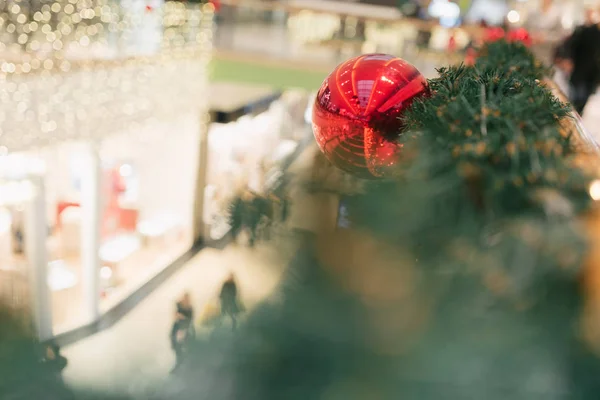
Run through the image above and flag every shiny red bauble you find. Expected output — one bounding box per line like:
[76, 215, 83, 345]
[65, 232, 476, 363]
[311, 54, 429, 179]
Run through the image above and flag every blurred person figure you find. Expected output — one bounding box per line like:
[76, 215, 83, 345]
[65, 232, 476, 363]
[170, 292, 194, 373]
[564, 13, 600, 114]
[581, 91, 600, 141]
[229, 194, 244, 243]
[219, 273, 241, 331]
[412, 1, 433, 50]
[41, 343, 67, 382]
[415, 27, 433, 50]
[246, 193, 264, 248]
[528, 0, 563, 41]
[176, 292, 194, 330]
[10, 209, 24, 254]
[552, 42, 573, 97]
[239, 191, 255, 247]
[582, 7, 599, 27]
[527, 0, 564, 63]
[580, 21, 600, 140]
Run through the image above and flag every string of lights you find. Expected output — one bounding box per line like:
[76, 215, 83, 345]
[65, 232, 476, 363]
[0, 1, 214, 152]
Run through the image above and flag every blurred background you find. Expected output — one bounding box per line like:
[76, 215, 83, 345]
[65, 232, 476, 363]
[2, 0, 600, 398]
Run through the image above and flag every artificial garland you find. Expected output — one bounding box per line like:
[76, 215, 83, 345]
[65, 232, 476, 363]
[200, 41, 600, 399]
[3, 41, 600, 399]
[312, 40, 595, 305]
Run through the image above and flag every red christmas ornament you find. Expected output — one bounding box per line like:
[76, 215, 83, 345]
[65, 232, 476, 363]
[312, 54, 428, 179]
[507, 28, 532, 47]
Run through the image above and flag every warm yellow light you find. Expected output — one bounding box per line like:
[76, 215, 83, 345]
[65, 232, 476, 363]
[507, 10, 520, 24]
[0, 1, 213, 151]
[589, 180, 600, 200]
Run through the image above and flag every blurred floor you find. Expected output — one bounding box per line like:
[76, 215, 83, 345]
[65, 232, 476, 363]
[60, 145, 318, 397]
[61, 242, 291, 397]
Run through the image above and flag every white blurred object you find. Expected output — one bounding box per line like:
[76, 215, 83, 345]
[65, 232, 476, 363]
[0, 208, 11, 258]
[119, 164, 133, 177]
[47, 260, 77, 291]
[203, 185, 217, 225]
[264, 170, 284, 192]
[305, 94, 316, 125]
[0, 208, 11, 235]
[100, 265, 116, 288]
[526, 0, 564, 41]
[100, 265, 113, 280]
[271, 140, 298, 163]
[0, 181, 35, 206]
[120, 0, 164, 56]
[138, 213, 180, 237]
[465, 0, 508, 25]
[0, 155, 45, 180]
[99, 234, 141, 263]
[507, 10, 520, 24]
[552, 70, 570, 99]
[428, 0, 461, 27]
[581, 91, 600, 142]
[589, 180, 600, 201]
[429, 27, 452, 51]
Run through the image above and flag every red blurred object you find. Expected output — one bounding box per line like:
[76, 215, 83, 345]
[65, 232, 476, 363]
[56, 202, 80, 228]
[312, 54, 428, 179]
[145, 5, 153, 12]
[465, 47, 477, 66]
[484, 27, 505, 43]
[507, 28, 532, 47]
[448, 35, 457, 52]
[209, 0, 221, 12]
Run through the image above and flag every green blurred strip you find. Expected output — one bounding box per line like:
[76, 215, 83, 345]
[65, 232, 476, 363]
[209, 56, 326, 91]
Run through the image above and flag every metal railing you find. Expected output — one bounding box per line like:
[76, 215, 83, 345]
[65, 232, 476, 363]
[212, 0, 475, 69]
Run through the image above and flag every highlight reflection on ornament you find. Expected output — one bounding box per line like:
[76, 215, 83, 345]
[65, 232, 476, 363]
[312, 54, 428, 179]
